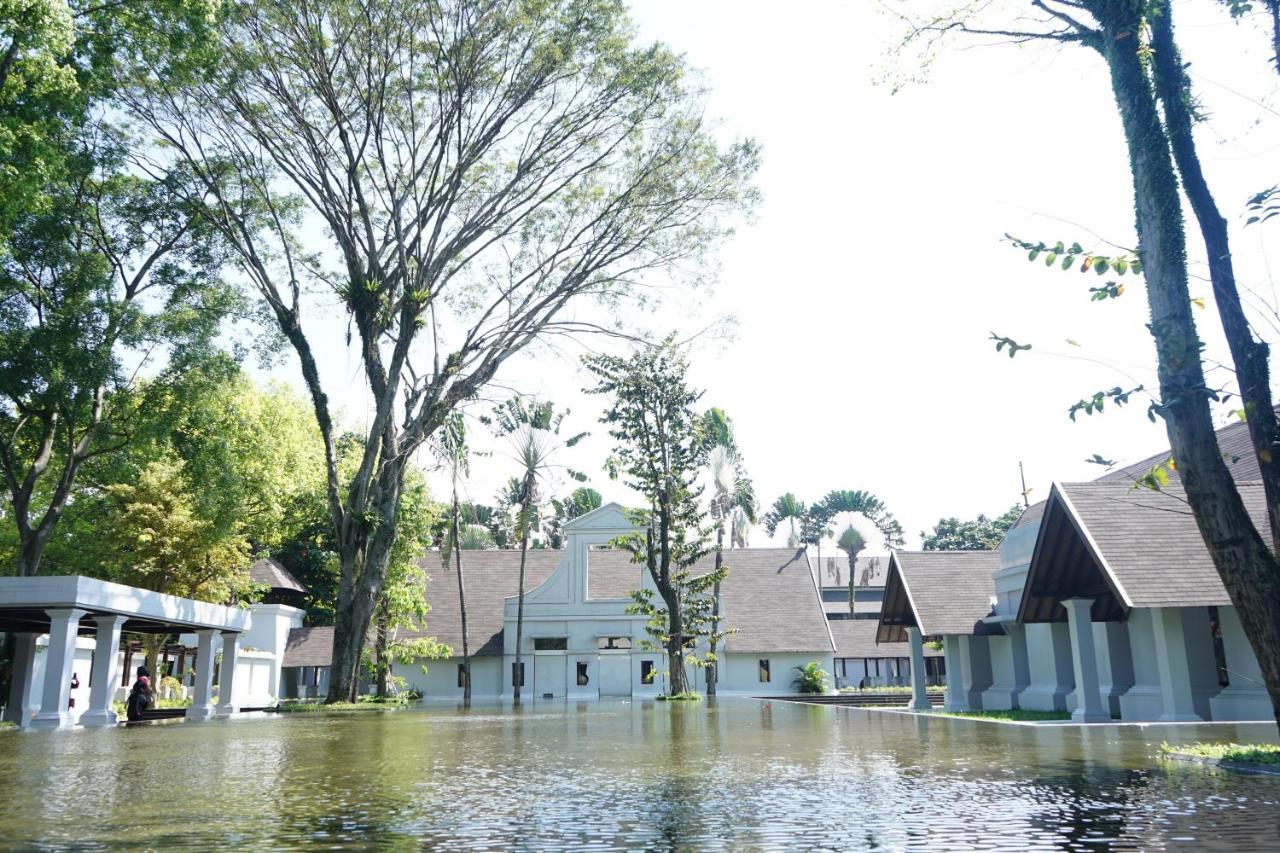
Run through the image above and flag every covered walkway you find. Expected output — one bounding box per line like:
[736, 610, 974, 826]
[1, 575, 249, 728]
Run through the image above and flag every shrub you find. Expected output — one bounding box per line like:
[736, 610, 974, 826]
[792, 662, 829, 694]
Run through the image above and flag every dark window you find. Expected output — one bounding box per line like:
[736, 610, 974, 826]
[641, 660, 655, 684]
[577, 662, 590, 686]
[597, 636, 632, 650]
[457, 664, 469, 688]
[758, 659, 771, 683]
[1209, 606, 1230, 687]
[534, 637, 568, 651]
[512, 662, 525, 687]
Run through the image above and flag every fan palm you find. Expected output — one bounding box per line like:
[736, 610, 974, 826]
[837, 524, 866, 614]
[433, 414, 475, 705]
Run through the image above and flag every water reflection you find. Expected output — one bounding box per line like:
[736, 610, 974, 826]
[0, 700, 1277, 850]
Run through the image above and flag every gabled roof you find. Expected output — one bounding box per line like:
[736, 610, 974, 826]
[400, 546, 835, 656]
[876, 550, 1001, 643]
[1097, 414, 1262, 485]
[282, 626, 334, 668]
[830, 619, 941, 659]
[250, 557, 306, 593]
[1019, 480, 1258, 622]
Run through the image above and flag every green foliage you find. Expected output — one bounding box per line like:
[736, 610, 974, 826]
[1246, 185, 1280, 226]
[1135, 456, 1178, 492]
[1159, 741, 1280, 765]
[928, 709, 1071, 722]
[763, 489, 904, 549]
[545, 486, 603, 549]
[792, 662, 829, 694]
[989, 333, 1032, 358]
[1005, 234, 1144, 281]
[921, 505, 1023, 551]
[1068, 385, 1145, 421]
[654, 691, 702, 702]
[586, 337, 726, 694]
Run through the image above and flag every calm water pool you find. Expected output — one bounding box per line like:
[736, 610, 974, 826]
[1, 698, 1277, 850]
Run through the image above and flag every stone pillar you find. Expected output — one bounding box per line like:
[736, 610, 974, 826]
[81, 615, 128, 727]
[4, 633, 38, 726]
[959, 635, 993, 710]
[943, 636, 969, 712]
[1063, 598, 1109, 723]
[907, 627, 931, 711]
[31, 608, 88, 729]
[1007, 623, 1031, 707]
[188, 628, 219, 721]
[1152, 607, 1204, 721]
[1094, 621, 1135, 719]
[216, 632, 240, 716]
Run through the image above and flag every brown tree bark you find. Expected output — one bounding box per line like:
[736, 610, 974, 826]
[451, 493, 471, 706]
[1091, 0, 1280, 727]
[707, 524, 724, 697]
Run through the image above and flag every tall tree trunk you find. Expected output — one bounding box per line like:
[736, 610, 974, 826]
[1151, 3, 1280, 552]
[452, 492, 471, 706]
[513, 534, 529, 706]
[1096, 2, 1280, 728]
[374, 599, 390, 699]
[707, 523, 724, 697]
[663, 586, 690, 695]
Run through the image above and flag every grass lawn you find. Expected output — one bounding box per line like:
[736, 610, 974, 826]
[927, 709, 1072, 723]
[1160, 742, 1280, 766]
[655, 692, 702, 702]
[273, 696, 416, 714]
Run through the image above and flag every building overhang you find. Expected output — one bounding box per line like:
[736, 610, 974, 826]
[0, 575, 250, 635]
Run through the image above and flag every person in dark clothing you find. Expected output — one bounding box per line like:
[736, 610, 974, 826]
[125, 675, 154, 722]
[69, 673, 80, 709]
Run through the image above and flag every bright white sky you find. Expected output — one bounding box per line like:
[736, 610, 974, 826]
[254, 1, 1280, 550]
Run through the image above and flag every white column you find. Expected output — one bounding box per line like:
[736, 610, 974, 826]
[1151, 607, 1203, 721]
[4, 633, 38, 726]
[1063, 598, 1109, 723]
[188, 628, 219, 721]
[30, 608, 88, 729]
[959, 635, 993, 710]
[81, 615, 128, 727]
[943, 636, 969, 712]
[907, 628, 931, 711]
[216, 631, 240, 716]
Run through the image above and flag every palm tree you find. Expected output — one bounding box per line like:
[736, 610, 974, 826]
[764, 493, 806, 548]
[433, 414, 474, 705]
[837, 524, 866, 614]
[706, 445, 737, 697]
[496, 400, 586, 706]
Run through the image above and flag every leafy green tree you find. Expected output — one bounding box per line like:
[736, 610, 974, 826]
[921, 506, 1022, 552]
[587, 339, 726, 696]
[491, 399, 586, 704]
[836, 524, 866, 611]
[763, 494, 807, 548]
[128, 0, 757, 703]
[370, 471, 447, 698]
[545, 487, 603, 549]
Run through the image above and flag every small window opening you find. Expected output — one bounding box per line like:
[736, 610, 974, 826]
[597, 636, 632, 650]
[577, 662, 590, 686]
[758, 659, 771, 683]
[534, 637, 568, 651]
[1209, 605, 1230, 687]
[641, 660, 655, 684]
[457, 664, 469, 688]
[512, 662, 525, 687]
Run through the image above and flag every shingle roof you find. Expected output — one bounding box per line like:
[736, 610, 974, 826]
[1098, 416, 1261, 485]
[877, 550, 1001, 642]
[250, 558, 306, 593]
[282, 626, 333, 667]
[401, 547, 835, 656]
[830, 619, 940, 659]
[412, 550, 562, 657]
[1042, 480, 1259, 609]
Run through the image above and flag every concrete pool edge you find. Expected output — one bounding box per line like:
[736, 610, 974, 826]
[769, 697, 1277, 729]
